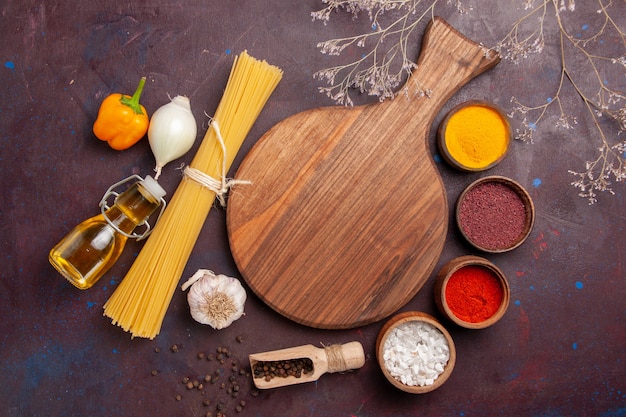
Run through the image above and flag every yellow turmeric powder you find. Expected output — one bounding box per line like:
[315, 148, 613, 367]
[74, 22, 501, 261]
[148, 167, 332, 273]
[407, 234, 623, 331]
[443, 103, 510, 170]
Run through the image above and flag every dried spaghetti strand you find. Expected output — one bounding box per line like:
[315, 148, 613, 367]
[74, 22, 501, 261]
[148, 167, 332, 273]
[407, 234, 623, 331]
[103, 51, 283, 339]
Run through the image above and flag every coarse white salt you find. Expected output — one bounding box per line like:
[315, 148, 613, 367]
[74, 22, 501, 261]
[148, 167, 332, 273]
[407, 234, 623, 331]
[382, 320, 450, 387]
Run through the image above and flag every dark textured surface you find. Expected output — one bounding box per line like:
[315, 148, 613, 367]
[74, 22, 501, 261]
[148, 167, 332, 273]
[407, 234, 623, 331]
[1, 1, 624, 416]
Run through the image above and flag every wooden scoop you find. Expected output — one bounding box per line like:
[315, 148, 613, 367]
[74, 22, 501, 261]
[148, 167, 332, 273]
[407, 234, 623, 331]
[227, 17, 500, 329]
[249, 341, 365, 389]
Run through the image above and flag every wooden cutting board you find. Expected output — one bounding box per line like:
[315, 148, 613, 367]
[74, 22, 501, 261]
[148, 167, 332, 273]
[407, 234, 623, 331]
[226, 17, 500, 329]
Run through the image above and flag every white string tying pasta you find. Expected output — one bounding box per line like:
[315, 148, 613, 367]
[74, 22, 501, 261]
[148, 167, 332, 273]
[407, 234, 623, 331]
[183, 120, 251, 206]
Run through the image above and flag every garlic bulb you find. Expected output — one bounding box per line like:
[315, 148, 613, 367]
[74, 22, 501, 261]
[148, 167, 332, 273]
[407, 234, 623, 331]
[181, 269, 247, 329]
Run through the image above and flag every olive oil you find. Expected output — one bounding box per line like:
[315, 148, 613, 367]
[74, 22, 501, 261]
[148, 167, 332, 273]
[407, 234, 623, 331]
[49, 176, 165, 290]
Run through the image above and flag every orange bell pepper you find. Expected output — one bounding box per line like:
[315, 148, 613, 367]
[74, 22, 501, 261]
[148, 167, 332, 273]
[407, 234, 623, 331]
[93, 77, 149, 150]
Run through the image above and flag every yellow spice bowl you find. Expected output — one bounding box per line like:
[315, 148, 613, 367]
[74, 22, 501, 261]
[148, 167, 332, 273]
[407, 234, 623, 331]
[437, 101, 511, 172]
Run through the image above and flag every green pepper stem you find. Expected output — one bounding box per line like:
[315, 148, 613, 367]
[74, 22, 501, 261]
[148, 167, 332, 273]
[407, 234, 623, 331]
[120, 77, 147, 115]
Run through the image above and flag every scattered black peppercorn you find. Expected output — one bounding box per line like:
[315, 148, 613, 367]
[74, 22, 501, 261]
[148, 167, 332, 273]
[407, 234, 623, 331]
[166, 340, 255, 415]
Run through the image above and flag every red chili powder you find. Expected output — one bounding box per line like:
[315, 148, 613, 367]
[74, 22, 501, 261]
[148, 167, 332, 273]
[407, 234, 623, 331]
[445, 265, 504, 323]
[458, 181, 526, 250]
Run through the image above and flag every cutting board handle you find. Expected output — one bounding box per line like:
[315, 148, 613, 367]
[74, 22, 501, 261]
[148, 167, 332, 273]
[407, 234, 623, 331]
[401, 16, 500, 103]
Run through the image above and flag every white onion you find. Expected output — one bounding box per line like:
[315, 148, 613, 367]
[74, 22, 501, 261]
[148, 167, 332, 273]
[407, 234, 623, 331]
[148, 95, 197, 179]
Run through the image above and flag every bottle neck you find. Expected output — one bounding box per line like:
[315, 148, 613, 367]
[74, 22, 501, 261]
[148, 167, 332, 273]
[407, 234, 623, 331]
[106, 182, 162, 236]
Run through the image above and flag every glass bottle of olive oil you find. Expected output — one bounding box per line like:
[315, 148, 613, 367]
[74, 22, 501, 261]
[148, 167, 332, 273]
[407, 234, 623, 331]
[49, 175, 166, 290]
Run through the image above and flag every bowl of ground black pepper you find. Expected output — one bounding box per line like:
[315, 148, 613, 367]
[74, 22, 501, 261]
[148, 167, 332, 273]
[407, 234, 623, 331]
[376, 311, 456, 394]
[434, 255, 511, 329]
[437, 101, 511, 172]
[456, 176, 535, 253]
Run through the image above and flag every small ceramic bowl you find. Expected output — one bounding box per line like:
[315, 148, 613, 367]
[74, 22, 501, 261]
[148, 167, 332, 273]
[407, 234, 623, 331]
[437, 101, 511, 172]
[434, 255, 510, 329]
[376, 311, 456, 394]
[456, 175, 535, 253]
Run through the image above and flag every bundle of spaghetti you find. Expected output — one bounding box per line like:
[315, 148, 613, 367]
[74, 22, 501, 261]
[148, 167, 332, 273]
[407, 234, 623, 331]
[103, 51, 283, 339]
